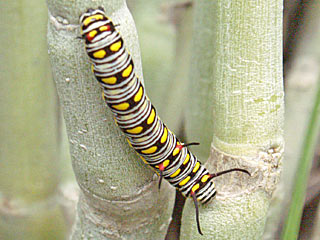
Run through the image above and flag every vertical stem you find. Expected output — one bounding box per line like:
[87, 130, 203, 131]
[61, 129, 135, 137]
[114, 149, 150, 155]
[185, 0, 216, 161]
[181, 0, 284, 238]
[0, 0, 68, 239]
[213, 0, 284, 156]
[162, 2, 193, 133]
[265, 1, 320, 238]
[281, 80, 320, 239]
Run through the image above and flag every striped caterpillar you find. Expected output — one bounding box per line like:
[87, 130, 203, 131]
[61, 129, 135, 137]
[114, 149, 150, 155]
[79, 8, 250, 235]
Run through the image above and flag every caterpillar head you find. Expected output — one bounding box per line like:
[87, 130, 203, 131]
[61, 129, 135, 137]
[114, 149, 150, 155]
[79, 7, 114, 42]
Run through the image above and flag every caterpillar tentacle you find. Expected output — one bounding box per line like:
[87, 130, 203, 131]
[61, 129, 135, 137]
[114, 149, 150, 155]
[80, 8, 250, 235]
[209, 168, 251, 180]
[191, 191, 203, 235]
[182, 142, 200, 148]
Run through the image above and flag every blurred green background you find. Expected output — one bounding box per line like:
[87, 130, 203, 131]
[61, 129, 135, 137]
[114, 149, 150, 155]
[1, 0, 320, 239]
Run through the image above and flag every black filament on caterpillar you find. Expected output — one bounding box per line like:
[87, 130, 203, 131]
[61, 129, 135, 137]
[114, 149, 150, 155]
[79, 8, 250, 235]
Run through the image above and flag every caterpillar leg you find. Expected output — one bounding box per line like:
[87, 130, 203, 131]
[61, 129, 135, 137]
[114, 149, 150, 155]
[191, 191, 203, 235]
[157, 142, 200, 190]
[158, 162, 165, 190]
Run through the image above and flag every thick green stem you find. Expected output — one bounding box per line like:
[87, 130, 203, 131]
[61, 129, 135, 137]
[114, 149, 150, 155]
[213, 1, 283, 156]
[0, 0, 68, 239]
[182, 0, 283, 238]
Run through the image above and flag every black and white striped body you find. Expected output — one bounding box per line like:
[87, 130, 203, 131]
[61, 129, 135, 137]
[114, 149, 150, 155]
[80, 8, 217, 204]
[80, 8, 250, 234]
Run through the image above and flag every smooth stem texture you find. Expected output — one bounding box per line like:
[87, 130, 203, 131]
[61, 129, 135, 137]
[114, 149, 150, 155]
[0, 0, 68, 239]
[161, 3, 193, 134]
[185, 0, 216, 162]
[281, 79, 320, 240]
[213, 0, 284, 157]
[181, 0, 283, 239]
[263, 1, 320, 238]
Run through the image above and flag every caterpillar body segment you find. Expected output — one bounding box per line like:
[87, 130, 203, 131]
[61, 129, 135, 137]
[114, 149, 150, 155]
[80, 8, 250, 235]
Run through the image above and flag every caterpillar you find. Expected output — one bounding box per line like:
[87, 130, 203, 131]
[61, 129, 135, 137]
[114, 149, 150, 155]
[79, 8, 250, 235]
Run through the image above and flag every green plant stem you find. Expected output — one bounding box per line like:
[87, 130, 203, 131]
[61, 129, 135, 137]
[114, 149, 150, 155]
[181, 0, 284, 238]
[0, 0, 70, 239]
[281, 79, 320, 240]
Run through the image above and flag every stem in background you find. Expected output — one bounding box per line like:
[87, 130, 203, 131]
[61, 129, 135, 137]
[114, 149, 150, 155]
[264, 1, 320, 238]
[161, 2, 193, 134]
[185, 0, 216, 162]
[281, 79, 320, 240]
[0, 0, 69, 239]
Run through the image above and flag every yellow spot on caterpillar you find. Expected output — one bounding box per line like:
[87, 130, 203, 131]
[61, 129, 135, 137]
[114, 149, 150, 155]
[134, 87, 143, 102]
[91, 64, 95, 73]
[160, 127, 168, 143]
[88, 30, 97, 38]
[183, 154, 190, 165]
[99, 26, 109, 32]
[141, 146, 157, 154]
[126, 126, 143, 134]
[112, 102, 130, 110]
[192, 183, 200, 193]
[101, 77, 117, 84]
[163, 160, 170, 168]
[147, 109, 156, 125]
[170, 168, 181, 178]
[192, 162, 200, 173]
[122, 64, 132, 77]
[201, 175, 210, 183]
[110, 41, 122, 52]
[173, 147, 180, 157]
[83, 14, 104, 26]
[93, 49, 106, 59]
[179, 176, 191, 186]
